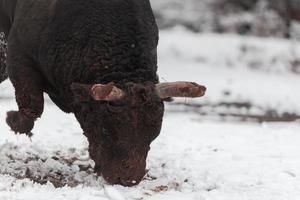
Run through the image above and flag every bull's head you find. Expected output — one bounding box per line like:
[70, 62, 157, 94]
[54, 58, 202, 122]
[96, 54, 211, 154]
[71, 81, 206, 186]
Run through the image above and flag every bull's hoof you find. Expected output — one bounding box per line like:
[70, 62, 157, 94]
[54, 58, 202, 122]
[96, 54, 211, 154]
[6, 111, 34, 135]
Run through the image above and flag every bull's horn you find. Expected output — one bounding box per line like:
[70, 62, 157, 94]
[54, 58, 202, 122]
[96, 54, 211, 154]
[91, 83, 125, 101]
[155, 81, 206, 99]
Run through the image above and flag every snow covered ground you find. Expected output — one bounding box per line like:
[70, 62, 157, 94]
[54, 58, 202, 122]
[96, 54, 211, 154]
[0, 28, 300, 199]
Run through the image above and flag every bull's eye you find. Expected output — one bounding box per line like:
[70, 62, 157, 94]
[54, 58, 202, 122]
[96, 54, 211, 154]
[102, 128, 110, 139]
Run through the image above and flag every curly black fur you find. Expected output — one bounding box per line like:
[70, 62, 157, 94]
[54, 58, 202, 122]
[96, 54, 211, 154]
[0, 33, 7, 83]
[0, 0, 164, 186]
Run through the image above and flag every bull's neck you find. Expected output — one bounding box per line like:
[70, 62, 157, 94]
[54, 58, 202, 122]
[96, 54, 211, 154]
[0, 0, 18, 37]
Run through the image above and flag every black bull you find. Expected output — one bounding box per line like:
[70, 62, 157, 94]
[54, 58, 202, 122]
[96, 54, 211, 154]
[0, 0, 205, 186]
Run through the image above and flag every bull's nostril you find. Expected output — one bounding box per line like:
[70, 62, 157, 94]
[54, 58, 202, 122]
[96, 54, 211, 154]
[119, 178, 138, 186]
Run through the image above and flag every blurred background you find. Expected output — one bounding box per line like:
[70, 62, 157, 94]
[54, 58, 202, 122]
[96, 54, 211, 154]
[152, 0, 300, 38]
[150, 0, 300, 123]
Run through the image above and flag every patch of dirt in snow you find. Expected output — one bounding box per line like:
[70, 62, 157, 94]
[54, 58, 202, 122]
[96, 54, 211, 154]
[0, 143, 102, 188]
[0, 142, 186, 196]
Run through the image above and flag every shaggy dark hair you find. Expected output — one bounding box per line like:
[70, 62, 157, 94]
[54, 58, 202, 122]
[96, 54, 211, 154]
[1, 0, 163, 186]
[0, 0, 206, 186]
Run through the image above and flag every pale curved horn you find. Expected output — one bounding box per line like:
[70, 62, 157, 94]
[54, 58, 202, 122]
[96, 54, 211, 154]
[91, 82, 125, 101]
[156, 81, 206, 99]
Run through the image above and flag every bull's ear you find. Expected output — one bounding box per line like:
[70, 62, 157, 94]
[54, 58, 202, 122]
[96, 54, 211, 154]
[71, 82, 125, 102]
[91, 82, 125, 101]
[70, 83, 93, 102]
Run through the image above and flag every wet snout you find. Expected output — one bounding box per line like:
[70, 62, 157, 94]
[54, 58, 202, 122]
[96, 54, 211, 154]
[100, 151, 148, 186]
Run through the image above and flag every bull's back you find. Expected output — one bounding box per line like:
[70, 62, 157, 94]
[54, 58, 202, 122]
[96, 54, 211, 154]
[38, 0, 158, 87]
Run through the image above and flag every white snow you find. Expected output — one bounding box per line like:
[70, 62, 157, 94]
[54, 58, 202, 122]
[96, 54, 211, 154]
[0, 28, 300, 199]
[158, 27, 300, 115]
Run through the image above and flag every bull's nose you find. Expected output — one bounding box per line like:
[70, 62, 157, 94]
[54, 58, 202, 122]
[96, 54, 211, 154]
[104, 175, 142, 186]
[102, 167, 146, 186]
[119, 178, 138, 186]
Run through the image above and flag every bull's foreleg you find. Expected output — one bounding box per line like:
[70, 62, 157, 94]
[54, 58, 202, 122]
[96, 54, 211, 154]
[5, 54, 44, 136]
